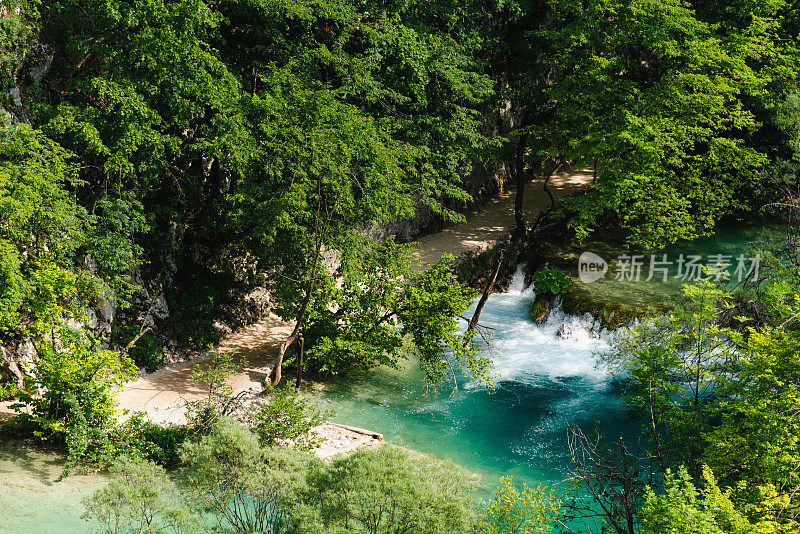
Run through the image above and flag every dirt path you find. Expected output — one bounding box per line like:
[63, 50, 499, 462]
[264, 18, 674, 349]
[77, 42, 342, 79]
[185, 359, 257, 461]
[116, 314, 294, 425]
[412, 169, 593, 266]
[114, 168, 593, 448]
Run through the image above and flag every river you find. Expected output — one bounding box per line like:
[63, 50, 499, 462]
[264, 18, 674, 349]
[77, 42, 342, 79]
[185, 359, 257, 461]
[306, 268, 635, 492]
[305, 218, 785, 491]
[0, 218, 785, 531]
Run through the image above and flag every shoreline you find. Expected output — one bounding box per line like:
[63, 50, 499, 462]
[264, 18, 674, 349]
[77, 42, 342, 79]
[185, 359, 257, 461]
[84, 169, 593, 457]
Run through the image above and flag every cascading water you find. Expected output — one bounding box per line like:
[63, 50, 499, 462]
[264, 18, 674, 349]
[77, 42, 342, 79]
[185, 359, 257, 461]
[469, 265, 610, 384]
[0, 267, 632, 532]
[309, 266, 635, 488]
[0, 220, 783, 532]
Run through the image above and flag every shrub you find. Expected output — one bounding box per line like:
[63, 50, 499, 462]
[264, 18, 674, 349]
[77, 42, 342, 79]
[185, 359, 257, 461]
[302, 445, 480, 533]
[82, 456, 196, 534]
[126, 332, 164, 372]
[639, 467, 757, 534]
[185, 351, 244, 434]
[243, 386, 332, 450]
[476, 476, 561, 534]
[113, 412, 191, 467]
[8, 331, 137, 477]
[530, 269, 570, 296]
[179, 417, 316, 534]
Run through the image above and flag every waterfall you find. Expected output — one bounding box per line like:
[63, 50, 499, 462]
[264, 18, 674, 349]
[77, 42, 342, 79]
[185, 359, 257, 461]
[464, 265, 612, 388]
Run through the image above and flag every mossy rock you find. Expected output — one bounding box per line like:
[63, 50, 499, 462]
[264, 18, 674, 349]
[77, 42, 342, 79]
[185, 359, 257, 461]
[529, 293, 553, 324]
[559, 283, 669, 329]
[523, 230, 676, 328]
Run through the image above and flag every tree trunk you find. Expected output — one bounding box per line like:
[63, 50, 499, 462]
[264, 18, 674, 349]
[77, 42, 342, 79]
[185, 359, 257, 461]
[450, 250, 505, 393]
[272, 283, 313, 387]
[468, 249, 505, 333]
[513, 174, 526, 240]
[294, 334, 304, 392]
[530, 158, 562, 235]
[541, 168, 556, 211]
[272, 216, 327, 387]
[272, 333, 295, 388]
[512, 134, 529, 241]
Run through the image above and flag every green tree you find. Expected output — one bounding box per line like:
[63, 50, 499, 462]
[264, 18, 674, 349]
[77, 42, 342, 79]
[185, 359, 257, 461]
[214, 0, 495, 218]
[243, 386, 330, 451]
[82, 456, 195, 534]
[0, 123, 137, 339]
[597, 269, 800, 529]
[9, 331, 137, 476]
[16, 0, 497, 355]
[184, 351, 244, 434]
[538, 0, 799, 248]
[220, 63, 492, 386]
[477, 476, 561, 534]
[296, 242, 491, 387]
[25, 0, 244, 346]
[639, 467, 759, 534]
[704, 314, 800, 527]
[601, 281, 739, 476]
[302, 445, 480, 533]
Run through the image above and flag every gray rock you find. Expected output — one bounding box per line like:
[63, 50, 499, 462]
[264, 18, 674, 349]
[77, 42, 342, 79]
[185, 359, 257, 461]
[0, 340, 38, 387]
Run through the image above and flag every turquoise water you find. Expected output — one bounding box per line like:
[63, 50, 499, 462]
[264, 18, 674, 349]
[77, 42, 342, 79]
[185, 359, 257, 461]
[0, 221, 784, 532]
[0, 439, 107, 533]
[306, 269, 638, 491]
[565, 219, 786, 310]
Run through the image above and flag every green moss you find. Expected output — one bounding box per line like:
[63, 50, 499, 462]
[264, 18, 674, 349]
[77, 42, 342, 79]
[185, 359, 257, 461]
[524, 230, 674, 328]
[558, 283, 668, 329]
[529, 295, 552, 324]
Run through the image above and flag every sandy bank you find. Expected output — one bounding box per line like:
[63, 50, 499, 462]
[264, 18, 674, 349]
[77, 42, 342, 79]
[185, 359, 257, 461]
[113, 169, 593, 456]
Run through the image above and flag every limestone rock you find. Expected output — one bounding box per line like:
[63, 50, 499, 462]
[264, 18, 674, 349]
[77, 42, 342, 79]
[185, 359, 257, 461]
[0, 340, 38, 387]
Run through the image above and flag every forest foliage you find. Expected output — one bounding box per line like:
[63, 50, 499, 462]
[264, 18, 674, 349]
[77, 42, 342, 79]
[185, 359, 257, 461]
[82, 418, 561, 534]
[1, 0, 797, 376]
[1, 0, 800, 532]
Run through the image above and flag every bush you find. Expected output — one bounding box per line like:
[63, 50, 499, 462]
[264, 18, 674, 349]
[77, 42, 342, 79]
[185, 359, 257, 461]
[127, 332, 164, 372]
[302, 445, 480, 533]
[177, 420, 481, 534]
[243, 386, 332, 450]
[639, 467, 757, 534]
[8, 331, 137, 477]
[185, 351, 244, 434]
[113, 412, 191, 467]
[86, 417, 499, 534]
[14, 333, 136, 431]
[82, 456, 196, 534]
[476, 476, 561, 534]
[530, 269, 570, 296]
[179, 417, 316, 534]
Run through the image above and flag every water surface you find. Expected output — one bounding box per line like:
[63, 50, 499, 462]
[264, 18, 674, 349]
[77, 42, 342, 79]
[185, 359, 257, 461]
[306, 269, 637, 490]
[0, 439, 107, 534]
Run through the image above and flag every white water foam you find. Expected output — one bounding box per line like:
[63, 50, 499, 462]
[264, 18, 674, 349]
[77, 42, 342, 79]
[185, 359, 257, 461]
[465, 266, 612, 388]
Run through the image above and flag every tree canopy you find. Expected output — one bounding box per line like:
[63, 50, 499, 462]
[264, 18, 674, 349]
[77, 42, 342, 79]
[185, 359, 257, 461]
[2, 0, 800, 508]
